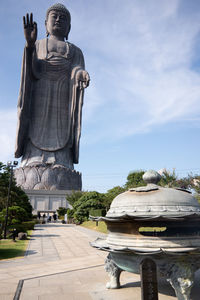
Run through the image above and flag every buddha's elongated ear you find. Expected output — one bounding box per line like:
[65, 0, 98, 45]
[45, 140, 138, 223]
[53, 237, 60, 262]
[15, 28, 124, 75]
[65, 24, 71, 40]
[45, 20, 49, 37]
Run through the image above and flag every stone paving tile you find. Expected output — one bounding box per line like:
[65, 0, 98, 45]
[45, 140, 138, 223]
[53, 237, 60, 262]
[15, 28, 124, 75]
[23, 279, 40, 288]
[73, 292, 93, 300]
[0, 294, 15, 300]
[1, 278, 19, 285]
[21, 296, 39, 300]
[38, 294, 79, 300]
[20, 285, 63, 298]
[0, 273, 14, 280]
[0, 282, 18, 293]
[39, 277, 72, 286]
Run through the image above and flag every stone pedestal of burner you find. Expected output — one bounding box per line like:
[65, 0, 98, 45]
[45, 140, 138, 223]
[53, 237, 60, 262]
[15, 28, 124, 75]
[104, 252, 200, 300]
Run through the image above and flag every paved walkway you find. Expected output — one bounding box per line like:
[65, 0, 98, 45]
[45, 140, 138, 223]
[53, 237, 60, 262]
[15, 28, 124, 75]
[0, 223, 199, 299]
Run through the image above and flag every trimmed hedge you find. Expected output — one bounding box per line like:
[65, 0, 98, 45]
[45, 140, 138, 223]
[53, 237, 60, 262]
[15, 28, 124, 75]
[9, 220, 35, 234]
[89, 209, 106, 217]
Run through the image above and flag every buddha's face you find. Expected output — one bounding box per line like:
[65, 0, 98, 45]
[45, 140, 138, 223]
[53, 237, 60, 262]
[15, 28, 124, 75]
[46, 10, 70, 38]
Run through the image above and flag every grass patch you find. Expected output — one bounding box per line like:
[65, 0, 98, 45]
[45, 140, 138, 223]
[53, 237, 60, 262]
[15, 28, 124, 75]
[81, 220, 107, 234]
[139, 227, 166, 232]
[0, 230, 32, 260]
[81, 222, 166, 234]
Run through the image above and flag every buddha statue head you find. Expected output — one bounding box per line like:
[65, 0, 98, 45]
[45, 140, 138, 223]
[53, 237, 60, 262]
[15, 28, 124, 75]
[45, 3, 71, 40]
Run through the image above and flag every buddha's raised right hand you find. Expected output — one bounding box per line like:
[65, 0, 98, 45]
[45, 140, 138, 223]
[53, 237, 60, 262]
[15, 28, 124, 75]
[23, 13, 37, 48]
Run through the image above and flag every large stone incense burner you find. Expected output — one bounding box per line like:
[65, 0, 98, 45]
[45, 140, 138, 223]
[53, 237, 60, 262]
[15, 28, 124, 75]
[91, 170, 200, 300]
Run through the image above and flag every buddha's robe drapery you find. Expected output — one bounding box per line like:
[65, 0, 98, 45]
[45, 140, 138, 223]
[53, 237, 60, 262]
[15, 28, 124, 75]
[15, 38, 85, 168]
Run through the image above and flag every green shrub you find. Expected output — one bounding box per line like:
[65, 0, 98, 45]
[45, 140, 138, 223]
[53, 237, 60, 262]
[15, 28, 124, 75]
[0, 206, 28, 225]
[67, 209, 75, 219]
[66, 191, 84, 206]
[21, 221, 35, 230]
[0, 162, 33, 218]
[89, 209, 106, 217]
[57, 207, 68, 218]
[73, 191, 106, 223]
[9, 220, 35, 234]
[11, 218, 20, 225]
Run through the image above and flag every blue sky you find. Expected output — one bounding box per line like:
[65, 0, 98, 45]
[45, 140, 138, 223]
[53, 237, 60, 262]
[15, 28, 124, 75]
[1, 0, 200, 192]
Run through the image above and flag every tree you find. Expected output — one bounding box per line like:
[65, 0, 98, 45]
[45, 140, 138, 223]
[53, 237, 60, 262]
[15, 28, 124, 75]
[104, 186, 125, 211]
[0, 163, 9, 210]
[124, 170, 146, 189]
[73, 191, 106, 223]
[158, 170, 177, 187]
[175, 176, 193, 190]
[158, 170, 196, 191]
[0, 162, 32, 218]
[191, 175, 200, 194]
[66, 191, 84, 207]
[0, 206, 28, 226]
[57, 207, 68, 218]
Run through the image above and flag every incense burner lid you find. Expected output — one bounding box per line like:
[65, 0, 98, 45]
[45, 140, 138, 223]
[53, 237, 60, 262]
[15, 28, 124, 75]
[106, 170, 200, 219]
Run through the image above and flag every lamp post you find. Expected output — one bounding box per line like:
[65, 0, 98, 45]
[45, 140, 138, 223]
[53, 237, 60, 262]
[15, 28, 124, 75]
[3, 161, 18, 239]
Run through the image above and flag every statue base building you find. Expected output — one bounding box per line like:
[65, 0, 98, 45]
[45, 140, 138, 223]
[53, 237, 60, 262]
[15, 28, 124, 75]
[24, 189, 72, 214]
[14, 166, 81, 214]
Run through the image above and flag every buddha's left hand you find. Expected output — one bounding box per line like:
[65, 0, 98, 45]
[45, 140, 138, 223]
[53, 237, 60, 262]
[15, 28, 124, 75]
[77, 70, 90, 89]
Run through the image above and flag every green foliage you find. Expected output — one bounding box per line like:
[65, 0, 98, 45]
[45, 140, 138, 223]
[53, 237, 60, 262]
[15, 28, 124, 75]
[89, 209, 106, 217]
[12, 189, 32, 219]
[0, 205, 33, 238]
[191, 176, 200, 194]
[66, 191, 85, 223]
[66, 188, 122, 223]
[124, 169, 197, 191]
[0, 162, 32, 218]
[67, 208, 75, 220]
[11, 218, 20, 225]
[66, 191, 84, 207]
[81, 220, 107, 234]
[158, 170, 198, 191]
[124, 170, 146, 189]
[158, 170, 177, 187]
[0, 206, 28, 226]
[57, 207, 68, 217]
[103, 186, 125, 210]
[9, 221, 35, 234]
[175, 177, 193, 189]
[0, 231, 32, 260]
[0, 163, 9, 210]
[73, 191, 105, 223]
[20, 221, 35, 230]
[0, 239, 27, 260]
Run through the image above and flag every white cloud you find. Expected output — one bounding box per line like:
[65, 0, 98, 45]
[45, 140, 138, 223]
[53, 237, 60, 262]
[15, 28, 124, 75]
[78, 0, 200, 141]
[0, 110, 17, 164]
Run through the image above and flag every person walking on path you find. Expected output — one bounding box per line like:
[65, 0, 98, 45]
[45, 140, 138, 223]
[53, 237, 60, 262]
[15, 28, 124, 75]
[53, 212, 57, 222]
[37, 212, 41, 220]
[42, 213, 46, 223]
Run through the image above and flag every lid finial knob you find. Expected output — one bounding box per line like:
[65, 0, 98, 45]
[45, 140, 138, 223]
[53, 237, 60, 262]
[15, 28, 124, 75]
[143, 170, 161, 184]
